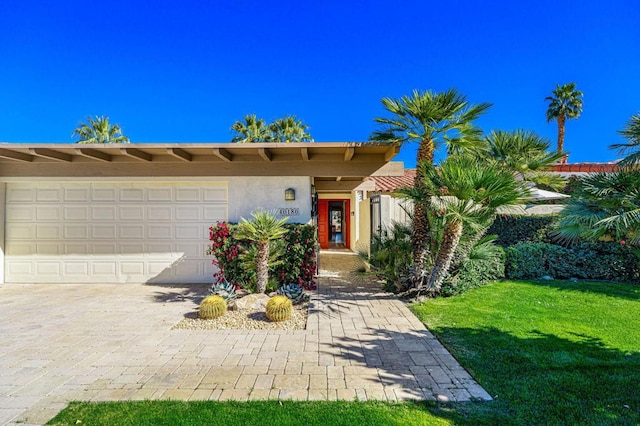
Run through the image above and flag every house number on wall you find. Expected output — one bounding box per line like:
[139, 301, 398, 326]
[278, 208, 300, 216]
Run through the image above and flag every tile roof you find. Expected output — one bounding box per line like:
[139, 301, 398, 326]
[368, 168, 416, 192]
[549, 162, 620, 173]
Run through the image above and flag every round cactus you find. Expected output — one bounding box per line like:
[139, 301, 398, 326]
[265, 295, 293, 322]
[199, 295, 227, 320]
[276, 283, 308, 305]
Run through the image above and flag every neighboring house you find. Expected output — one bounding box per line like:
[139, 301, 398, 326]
[0, 142, 398, 284]
[548, 161, 620, 177]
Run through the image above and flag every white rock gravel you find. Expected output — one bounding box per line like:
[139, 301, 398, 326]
[172, 302, 308, 330]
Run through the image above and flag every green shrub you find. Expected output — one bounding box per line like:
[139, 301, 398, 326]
[487, 215, 559, 247]
[441, 237, 506, 296]
[365, 221, 413, 292]
[506, 241, 640, 282]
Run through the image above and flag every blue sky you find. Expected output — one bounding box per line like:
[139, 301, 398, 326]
[1, 0, 638, 167]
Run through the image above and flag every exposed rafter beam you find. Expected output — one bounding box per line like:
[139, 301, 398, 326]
[258, 148, 272, 161]
[213, 148, 233, 162]
[301, 147, 310, 161]
[29, 148, 72, 162]
[75, 148, 112, 163]
[121, 148, 152, 162]
[344, 147, 355, 161]
[336, 176, 343, 182]
[0, 148, 34, 162]
[384, 145, 400, 161]
[167, 148, 192, 162]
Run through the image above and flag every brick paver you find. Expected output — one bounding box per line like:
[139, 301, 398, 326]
[0, 251, 491, 425]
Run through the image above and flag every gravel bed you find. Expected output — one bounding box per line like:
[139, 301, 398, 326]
[172, 303, 308, 330]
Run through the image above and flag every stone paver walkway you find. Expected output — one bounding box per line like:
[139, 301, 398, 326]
[0, 251, 490, 425]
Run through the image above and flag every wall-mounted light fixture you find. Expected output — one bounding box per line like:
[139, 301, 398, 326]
[285, 188, 296, 201]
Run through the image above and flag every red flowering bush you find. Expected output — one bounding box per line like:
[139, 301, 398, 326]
[208, 222, 317, 291]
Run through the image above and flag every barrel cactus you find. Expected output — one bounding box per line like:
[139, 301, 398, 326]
[277, 283, 308, 305]
[199, 295, 227, 320]
[265, 295, 293, 322]
[210, 280, 237, 303]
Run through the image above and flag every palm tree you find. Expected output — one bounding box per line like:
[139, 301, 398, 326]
[555, 170, 640, 247]
[270, 116, 313, 142]
[610, 112, 640, 168]
[230, 114, 272, 143]
[398, 156, 526, 292]
[372, 88, 491, 287]
[545, 82, 583, 156]
[235, 210, 288, 293]
[72, 116, 130, 144]
[481, 130, 566, 190]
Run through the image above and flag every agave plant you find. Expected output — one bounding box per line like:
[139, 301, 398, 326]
[209, 280, 237, 302]
[276, 283, 308, 304]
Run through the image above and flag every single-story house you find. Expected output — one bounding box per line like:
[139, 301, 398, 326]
[0, 142, 398, 284]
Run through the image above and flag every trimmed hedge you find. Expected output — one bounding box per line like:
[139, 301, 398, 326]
[487, 215, 559, 247]
[208, 222, 317, 290]
[505, 241, 640, 283]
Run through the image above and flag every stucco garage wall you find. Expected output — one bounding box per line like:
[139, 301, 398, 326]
[227, 176, 312, 224]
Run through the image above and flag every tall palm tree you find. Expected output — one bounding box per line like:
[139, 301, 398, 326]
[235, 210, 288, 294]
[481, 129, 566, 190]
[372, 88, 491, 287]
[610, 112, 640, 168]
[555, 170, 640, 247]
[270, 116, 313, 142]
[72, 116, 130, 144]
[230, 114, 272, 143]
[545, 82, 583, 156]
[398, 156, 526, 292]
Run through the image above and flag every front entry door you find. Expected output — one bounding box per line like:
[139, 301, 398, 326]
[317, 199, 350, 250]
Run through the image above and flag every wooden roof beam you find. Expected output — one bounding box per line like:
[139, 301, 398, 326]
[301, 147, 310, 161]
[0, 148, 34, 162]
[121, 148, 152, 162]
[384, 145, 400, 161]
[258, 148, 272, 161]
[344, 147, 355, 161]
[29, 148, 72, 162]
[213, 148, 233, 162]
[75, 148, 112, 162]
[167, 148, 192, 162]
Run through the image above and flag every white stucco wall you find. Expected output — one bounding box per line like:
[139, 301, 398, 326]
[227, 176, 312, 224]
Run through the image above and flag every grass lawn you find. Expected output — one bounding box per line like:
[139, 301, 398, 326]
[47, 400, 458, 425]
[48, 280, 639, 425]
[411, 279, 640, 425]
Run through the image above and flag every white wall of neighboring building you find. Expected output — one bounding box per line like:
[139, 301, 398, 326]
[227, 176, 312, 224]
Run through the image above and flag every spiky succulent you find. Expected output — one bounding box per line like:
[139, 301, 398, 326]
[265, 295, 293, 322]
[210, 280, 237, 302]
[199, 295, 227, 320]
[277, 283, 308, 305]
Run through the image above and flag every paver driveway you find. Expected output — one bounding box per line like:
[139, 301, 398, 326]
[0, 251, 490, 425]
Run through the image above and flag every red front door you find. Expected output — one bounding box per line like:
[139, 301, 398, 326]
[318, 199, 329, 249]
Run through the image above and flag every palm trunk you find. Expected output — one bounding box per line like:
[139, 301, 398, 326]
[425, 220, 463, 292]
[256, 241, 269, 293]
[412, 138, 435, 287]
[557, 114, 566, 155]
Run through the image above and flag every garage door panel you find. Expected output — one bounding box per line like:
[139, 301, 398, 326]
[121, 206, 145, 220]
[5, 182, 227, 284]
[92, 206, 117, 221]
[7, 206, 35, 221]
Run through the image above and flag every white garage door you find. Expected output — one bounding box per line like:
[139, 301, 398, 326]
[4, 182, 227, 284]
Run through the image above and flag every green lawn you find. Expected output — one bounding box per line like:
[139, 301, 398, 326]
[411, 279, 640, 425]
[49, 280, 640, 425]
[47, 400, 457, 425]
